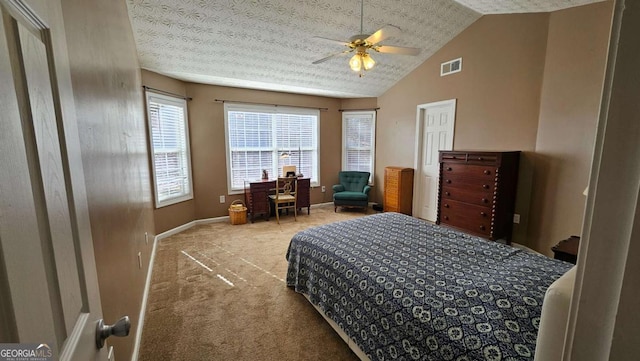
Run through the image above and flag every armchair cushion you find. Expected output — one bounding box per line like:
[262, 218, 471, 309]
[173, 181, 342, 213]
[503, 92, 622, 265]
[334, 191, 368, 201]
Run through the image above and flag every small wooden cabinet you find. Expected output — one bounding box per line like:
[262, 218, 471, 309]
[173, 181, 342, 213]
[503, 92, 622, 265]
[244, 178, 310, 222]
[437, 151, 520, 242]
[244, 180, 272, 222]
[384, 167, 414, 215]
[552, 236, 580, 264]
[296, 178, 311, 214]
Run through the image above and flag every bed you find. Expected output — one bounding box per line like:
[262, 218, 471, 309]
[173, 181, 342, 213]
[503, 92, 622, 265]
[285, 212, 573, 361]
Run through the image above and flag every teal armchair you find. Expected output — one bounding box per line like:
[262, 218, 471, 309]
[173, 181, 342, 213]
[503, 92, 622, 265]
[333, 171, 371, 213]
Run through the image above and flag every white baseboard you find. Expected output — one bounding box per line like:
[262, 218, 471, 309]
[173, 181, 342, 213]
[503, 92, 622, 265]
[131, 203, 343, 360]
[195, 215, 230, 225]
[130, 232, 159, 361]
[155, 220, 197, 241]
[310, 202, 334, 208]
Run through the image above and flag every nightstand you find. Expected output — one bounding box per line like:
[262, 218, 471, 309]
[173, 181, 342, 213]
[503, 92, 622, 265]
[552, 236, 580, 264]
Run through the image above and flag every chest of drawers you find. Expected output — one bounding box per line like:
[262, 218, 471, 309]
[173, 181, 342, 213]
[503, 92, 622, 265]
[384, 167, 414, 215]
[437, 151, 520, 242]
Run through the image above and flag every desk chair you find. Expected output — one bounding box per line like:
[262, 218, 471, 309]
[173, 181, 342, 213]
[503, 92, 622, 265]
[269, 177, 297, 224]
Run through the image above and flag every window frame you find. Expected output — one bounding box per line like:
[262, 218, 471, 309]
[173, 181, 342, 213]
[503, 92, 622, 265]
[342, 110, 376, 184]
[145, 91, 194, 208]
[224, 103, 320, 194]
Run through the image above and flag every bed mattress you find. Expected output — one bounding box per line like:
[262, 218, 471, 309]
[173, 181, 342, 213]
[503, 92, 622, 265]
[286, 212, 572, 361]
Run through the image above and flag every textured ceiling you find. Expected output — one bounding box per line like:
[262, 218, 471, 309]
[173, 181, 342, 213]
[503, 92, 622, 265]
[126, 0, 605, 98]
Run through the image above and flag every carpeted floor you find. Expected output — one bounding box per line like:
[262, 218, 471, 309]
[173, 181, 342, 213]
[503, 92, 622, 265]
[138, 205, 369, 361]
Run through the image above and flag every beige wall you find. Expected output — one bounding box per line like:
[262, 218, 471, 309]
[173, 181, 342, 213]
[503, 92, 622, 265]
[528, 1, 613, 254]
[60, 0, 154, 359]
[340, 97, 377, 110]
[377, 13, 550, 244]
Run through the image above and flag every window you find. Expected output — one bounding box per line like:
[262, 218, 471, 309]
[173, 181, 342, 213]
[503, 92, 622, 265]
[146, 92, 193, 208]
[224, 103, 320, 193]
[342, 111, 376, 183]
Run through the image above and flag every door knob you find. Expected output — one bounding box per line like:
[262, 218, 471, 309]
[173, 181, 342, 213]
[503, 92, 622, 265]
[96, 316, 131, 349]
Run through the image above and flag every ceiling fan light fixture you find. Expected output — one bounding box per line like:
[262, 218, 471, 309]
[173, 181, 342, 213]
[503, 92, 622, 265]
[362, 53, 375, 70]
[349, 53, 362, 72]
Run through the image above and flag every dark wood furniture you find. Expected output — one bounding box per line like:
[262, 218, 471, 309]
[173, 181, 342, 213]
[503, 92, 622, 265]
[296, 178, 311, 214]
[244, 178, 310, 222]
[383, 167, 414, 215]
[437, 151, 520, 243]
[552, 236, 580, 264]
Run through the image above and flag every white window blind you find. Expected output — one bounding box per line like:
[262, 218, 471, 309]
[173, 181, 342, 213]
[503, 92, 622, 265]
[342, 111, 376, 183]
[224, 103, 319, 192]
[146, 91, 193, 208]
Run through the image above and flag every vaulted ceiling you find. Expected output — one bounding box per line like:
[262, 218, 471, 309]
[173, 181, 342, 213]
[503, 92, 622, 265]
[126, 0, 605, 98]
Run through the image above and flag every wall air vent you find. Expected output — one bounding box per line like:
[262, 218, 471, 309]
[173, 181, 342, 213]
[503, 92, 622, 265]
[441, 57, 462, 76]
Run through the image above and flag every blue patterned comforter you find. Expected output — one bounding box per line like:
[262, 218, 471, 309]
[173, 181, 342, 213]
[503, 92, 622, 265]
[286, 212, 572, 361]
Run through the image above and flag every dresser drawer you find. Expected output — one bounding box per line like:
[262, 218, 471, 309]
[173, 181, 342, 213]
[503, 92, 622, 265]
[440, 199, 492, 236]
[441, 186, 494, 207]
[441, 176, 495, 195]
[442, 163, 497, 179]
[440, 152, 499, 165]
[465, 153, 498, 164]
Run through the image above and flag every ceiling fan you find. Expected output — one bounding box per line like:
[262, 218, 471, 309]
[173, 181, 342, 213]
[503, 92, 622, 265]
[312, 0, 421, 76]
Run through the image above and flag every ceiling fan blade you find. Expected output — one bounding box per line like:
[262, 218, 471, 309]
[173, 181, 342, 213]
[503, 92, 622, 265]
[312, 50, 352, 65]
[375, 45, 421, 56]
[312, 36, 350, 46]
[365, 24, 401, 45]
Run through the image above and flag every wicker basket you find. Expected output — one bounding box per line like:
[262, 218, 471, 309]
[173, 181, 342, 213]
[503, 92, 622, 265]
[228, 199, 247, 225]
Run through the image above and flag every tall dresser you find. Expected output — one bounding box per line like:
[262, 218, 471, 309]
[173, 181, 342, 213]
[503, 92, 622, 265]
[384, 167, 414, 215]
[437, 151, 520, 242]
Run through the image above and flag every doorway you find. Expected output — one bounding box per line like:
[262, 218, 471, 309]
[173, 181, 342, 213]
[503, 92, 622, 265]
[413, 99, 456, 221]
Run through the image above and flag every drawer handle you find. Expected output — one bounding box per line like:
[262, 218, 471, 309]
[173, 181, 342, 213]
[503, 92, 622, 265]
[480, 212, 486, 217]
[479, 225, 486, 230]
[482, 184, 490, 189]
[482, 198, 489, 203]
[444, 191, 450, 196]
[444, 216, 449, 220]
[478, 157, 483, 161]
[444, 204, 450, 208]
[446, 167, 452, 171]
[445, 179, 452, 184]
[483, 170, 491, 175]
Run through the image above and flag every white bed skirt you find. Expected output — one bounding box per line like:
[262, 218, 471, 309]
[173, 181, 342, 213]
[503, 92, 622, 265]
[303, 293, 371, 361]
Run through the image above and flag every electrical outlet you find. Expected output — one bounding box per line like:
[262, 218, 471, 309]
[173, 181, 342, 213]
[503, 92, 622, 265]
[513, 214, 521, 224]
[107, 346, 114, 361]
[219, 195, 225, 203]
[321, 186, 326, 193]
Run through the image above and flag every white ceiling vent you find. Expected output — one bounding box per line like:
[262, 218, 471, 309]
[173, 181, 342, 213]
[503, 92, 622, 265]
[441, 57, 462, 76]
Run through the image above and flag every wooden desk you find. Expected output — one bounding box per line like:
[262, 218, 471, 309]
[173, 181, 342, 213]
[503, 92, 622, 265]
[244, 178, 310, 223]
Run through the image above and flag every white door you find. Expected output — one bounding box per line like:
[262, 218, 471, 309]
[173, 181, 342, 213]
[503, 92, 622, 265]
[413, 100, 456, 221]
[0, 1, 107, 360]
